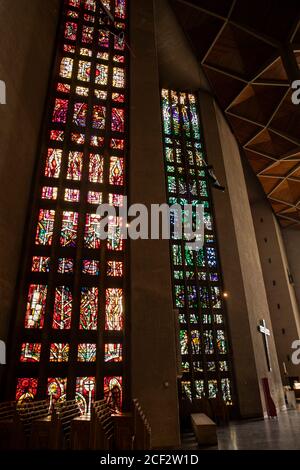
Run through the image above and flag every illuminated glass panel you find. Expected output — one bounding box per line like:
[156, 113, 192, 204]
[60, 211, 78, 247]
[31, 256, 50, 273]
[95, 64, 108, 85]
[105, 288, 123, 331]
[25, 285, 47, 329]
[60, 57, 73, 79]
[89, 153, 104, 183]
[109, 157, 124, 185]
[107, 261, 123, 277]
[45, 149, 62, 178]
[92, 105, 106, 129]
[52, 286, 72, 330]
[42, 186, 58, 200]
[104, 376, 122, 412]
[58, 258, 74, 274]
[87, 191, 102, 204]
[76, 377, 95, 415]
[80, 287, 98, 330]
[90, 135, 104, 147]
[161, 89, 233, 404]
[111, 108, 124, 132]
[16, 378, 38, 403]
[105, 344, 122, 362]
[67, 151, 83, 180]
[47, 378, 67, 404]
[20, 343, 41, 363]
[82, 260, 100, 276]
[65, 22, 77, 40]
[52, 99, 68, 124]
[84, 214, 101, 249]
[50, 130, 64, 141]
[64, 188, 80, 202]
[113, 67, 125, 88]
[50, 343, 70, 362]
[35, 209, 55, 246]
[78, 60, 91, 82]
[78, 344, 97, 362]
[73, 102, 88, 126]
[107, 217, 124, 251]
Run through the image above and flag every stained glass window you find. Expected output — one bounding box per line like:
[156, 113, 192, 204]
[78, 344, 97, 362]
[80, 287, 98, 330]
[161, 89, 233, 406]
[105, 288, 123, 331]
[104, 376, 122, 412]
[50, 343, 70, 362]
[25, 285, 47, 329]
[104, 344, 123, 362]
[20, 343, 41, 363]
[52, 287, 72, 330]
[14, 0, 128, 408]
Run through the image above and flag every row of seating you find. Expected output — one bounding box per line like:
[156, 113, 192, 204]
[0, 398, 152, 450]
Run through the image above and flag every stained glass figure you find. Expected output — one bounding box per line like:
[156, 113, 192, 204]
[105, 288, 123, 331]
[87, 191, 102, 204]
[76, 377, 96, 415]
[113, 67, 125, 88]
[78, 60, 91, 82]
[104, 376, 122, 412]
[111, 108, 124, 132]
[67, 151, 83, 180]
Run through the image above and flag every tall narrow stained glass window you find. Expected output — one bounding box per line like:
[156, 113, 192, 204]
[11, 0, 128, 412]
[161, 89, 234, 406]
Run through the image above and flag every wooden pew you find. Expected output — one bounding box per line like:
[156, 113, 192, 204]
[89, 399, 114, 450]
[51, 400, 81, 449]
[0, 401, 16, 450]
[15, 400, 50, 449]
[132, 399, 151, 450]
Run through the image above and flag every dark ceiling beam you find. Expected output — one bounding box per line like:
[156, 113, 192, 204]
[253, 81, 290, 87]
[228, 20, 281, 49]
[269, 128, 300, 148]
[172, 0, 227, 21]
[202, 63, 248, 83]
[225, 110, 265, 128]
[288, 17, 300, 43]
[280, 44, 300, 83]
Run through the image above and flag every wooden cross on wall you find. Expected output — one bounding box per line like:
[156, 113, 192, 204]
[258, 319, 272, 372]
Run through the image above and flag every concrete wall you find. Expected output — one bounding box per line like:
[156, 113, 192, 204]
[130, 0, 181, 448]
[282, 228, 300, 325]
[243, 160, 300, 379]
[0, 0, 60, 344]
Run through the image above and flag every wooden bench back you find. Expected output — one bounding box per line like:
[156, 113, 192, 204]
[52, 400, 81, 449]
[90, 399, 114, 450]
[132, 398, 151, 450]
[0, 401, 16, 421]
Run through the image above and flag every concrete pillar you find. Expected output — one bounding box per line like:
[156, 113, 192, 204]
[130, 0, 181, 448]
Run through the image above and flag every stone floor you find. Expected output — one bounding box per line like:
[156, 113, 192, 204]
[182, 407, 300, 450]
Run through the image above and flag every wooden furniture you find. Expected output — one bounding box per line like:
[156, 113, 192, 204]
[191, 413, 218, 446]
[132, 399, 151, 450]
[112, 412, 133, 450]
[51, 400, 81, 449]
[89, 399, 114, 450]
[0, 401, 16, 450]
[71, 414, 91, 450]
[15, 400, 50, 449]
